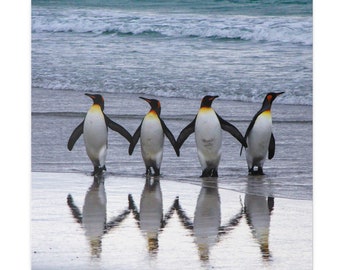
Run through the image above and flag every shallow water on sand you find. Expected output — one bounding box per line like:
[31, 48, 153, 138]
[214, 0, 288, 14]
[31, 172, 312, 270]
[32, 88, 312, 200]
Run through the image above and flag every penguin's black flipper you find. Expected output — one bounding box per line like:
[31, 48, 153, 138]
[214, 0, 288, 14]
[268, 196, 275, 212]
[244, 118, 255, 140]
[268, 133, 275, 159]
[161, 197, 177, 229]
[216, 113, 247, 148]
[160, 118, 180, 157]
[104, 114, 132, 143]
[105, 208, 131, 234]
[240, 143, 245, 156]
[67, 121, 84, 151]
[174, 197, 194, 231]
[129, 122, 142, 155]
[244, 110, 264, 140]
[177, 117, 196, 150]
[240, 110, 265, 155]
[67, 194, 82, 224]
[128, 194, 140, 221]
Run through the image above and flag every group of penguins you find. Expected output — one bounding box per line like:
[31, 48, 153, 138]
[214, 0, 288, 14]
[68, 92, 284, 177]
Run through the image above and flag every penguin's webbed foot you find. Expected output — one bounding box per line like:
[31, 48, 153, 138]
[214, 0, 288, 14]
[248, 168, 255, 176]
[145, 167, 152, 176]
[92, 166, 106, 176]
[145, 167, 160, 177]
[258, 167, 264, 175]
[153, 167, 160, 177]
[248, 167, 265, 176]
[201, 168, 218, 178]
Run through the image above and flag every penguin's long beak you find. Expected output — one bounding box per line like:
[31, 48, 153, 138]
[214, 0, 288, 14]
[139, 97, 151, 103]
[211, 95, 219, 100]
[85, 93, 95, 100]
[272, 92, 284, 100]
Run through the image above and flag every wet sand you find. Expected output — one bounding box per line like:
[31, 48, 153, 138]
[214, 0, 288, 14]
[31, 172, 312, 270]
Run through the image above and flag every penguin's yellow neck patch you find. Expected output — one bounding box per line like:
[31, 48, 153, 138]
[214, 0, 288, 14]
[146, 110, 158, 118]
[90, 104, 102, 112]
[262, 110, 272, 117]
[199, 107, 213, 113]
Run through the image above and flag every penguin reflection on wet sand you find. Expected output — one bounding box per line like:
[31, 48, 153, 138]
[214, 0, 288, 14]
[244, 179, 274, 260]
[177, 95, 247, 177]
[129, 97, 179, 176]
[67, 93, 132, 176]
[240, 92, 284, 175]
[128, 176, 177, 254]
[66, 174, 131, 257]
[174, 177, 243, 261]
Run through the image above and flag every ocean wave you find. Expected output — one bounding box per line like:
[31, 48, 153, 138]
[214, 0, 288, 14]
[32, 8, 312, 45]
[32, 80, 312, 106]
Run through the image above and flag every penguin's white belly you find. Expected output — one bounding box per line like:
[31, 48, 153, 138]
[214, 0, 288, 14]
[140, 185, 163, 235]
[246, 113, 272, 165]
[83, 182, 107, 239]
[140, 114, 164, 165]
[194, 189, 220, 238]
[244, 194, 270, 248]
[193, 186, 220, 258]
[83, 106, 108, 166]
[195, 110, 222, 168]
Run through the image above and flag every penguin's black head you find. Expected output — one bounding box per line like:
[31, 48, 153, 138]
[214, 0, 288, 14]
[140, 97, 161, 115]
[200, 95, 219, 108]
[85, 93, 104, 111]
[262, 92, 284, 109]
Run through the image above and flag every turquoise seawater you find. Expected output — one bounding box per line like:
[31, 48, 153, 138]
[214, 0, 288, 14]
[32, 0, 312, 105]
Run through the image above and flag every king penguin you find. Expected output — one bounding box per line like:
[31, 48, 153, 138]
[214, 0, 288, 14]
[240, 92, 284, 175]
[177, 95, 247, 177]
[129, 97, 179, 176]
[67, 93, 132, 175]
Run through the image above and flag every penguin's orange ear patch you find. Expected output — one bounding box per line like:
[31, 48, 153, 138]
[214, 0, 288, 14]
[267, 95, 273, 102]
[157, 101, 161, 108]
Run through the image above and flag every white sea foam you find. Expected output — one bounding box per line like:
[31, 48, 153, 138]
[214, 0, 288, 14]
[32, 6, 312, 106]
[32, 9, 312, 46]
